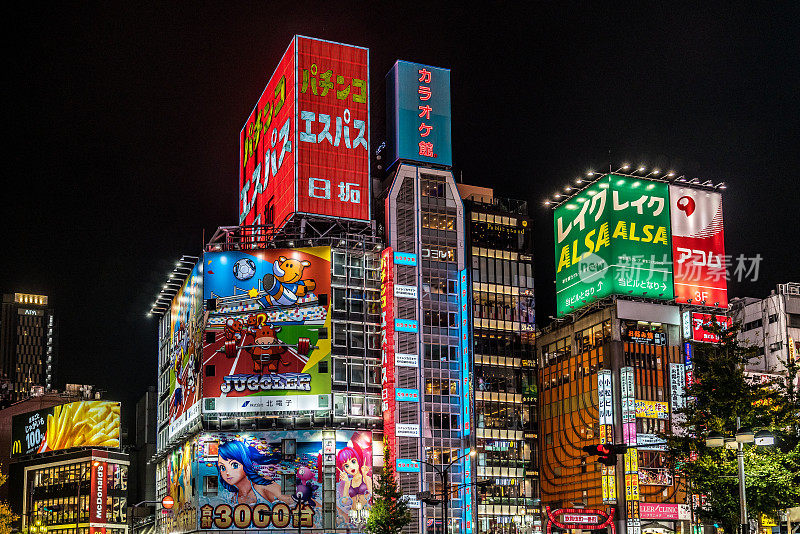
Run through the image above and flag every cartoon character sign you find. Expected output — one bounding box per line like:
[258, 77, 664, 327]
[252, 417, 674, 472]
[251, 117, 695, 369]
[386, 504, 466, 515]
[201, 247, 331, 415]
[197, 430, 371, 531]
[216, 441, 288, 504]
[168, 262, 203, 434]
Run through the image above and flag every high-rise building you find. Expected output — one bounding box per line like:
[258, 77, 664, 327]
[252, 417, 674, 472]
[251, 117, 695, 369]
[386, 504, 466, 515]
[150, 35, 383, 534]
[539, 173, 729, 534]
[1, 293, 57, 402]
[458, 184, 540, 534]
[381, 163, 470, 534]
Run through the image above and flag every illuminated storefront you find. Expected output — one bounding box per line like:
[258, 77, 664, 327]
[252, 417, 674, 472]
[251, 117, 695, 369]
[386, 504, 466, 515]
[18, 449, 129, 534]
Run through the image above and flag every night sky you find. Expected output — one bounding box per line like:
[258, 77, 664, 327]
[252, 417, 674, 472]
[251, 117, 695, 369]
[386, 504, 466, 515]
[3, 4, 799, 427]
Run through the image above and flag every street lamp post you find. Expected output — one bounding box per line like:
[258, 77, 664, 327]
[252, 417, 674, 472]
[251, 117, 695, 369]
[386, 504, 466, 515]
[706, 418, 775, 534]
[417, 449, 477, 534]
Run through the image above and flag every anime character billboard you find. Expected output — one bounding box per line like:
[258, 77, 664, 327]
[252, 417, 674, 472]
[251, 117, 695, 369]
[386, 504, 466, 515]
[201, 247, 331, 414]
[169, 262, 204, 438]
[197, 430, 372, 531]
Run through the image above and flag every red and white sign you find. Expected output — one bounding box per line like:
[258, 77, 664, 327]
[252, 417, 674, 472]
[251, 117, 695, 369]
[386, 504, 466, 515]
[545, 507, 616, 534]
[691, 312, 732, 343]
[563, 514, 600, 524]
[640, 503, 691, 520]
[239, 36, 370, 229]
[670, 186, 728, 308]
[380, 248, 396, 455]
[90, 462, 106, 522]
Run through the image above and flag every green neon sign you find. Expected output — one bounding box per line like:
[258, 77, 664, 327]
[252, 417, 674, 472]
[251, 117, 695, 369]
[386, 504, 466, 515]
[554, 175, 674, 316]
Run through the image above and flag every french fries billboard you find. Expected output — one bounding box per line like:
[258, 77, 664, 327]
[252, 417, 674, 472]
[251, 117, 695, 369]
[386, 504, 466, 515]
[11, 401, 121, 457]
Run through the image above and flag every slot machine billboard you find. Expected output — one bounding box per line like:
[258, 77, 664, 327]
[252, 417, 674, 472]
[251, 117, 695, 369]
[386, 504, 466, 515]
[168, 261, 203, 439]
[196, 430, 373, 531]
[201, 247, 331, 414]
[239, 36, 370, 228]
[669, 186, 728, 307]
[554, 175, 674, 316]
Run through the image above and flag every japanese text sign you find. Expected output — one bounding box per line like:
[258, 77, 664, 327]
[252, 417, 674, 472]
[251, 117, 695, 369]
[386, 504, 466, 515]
[669, 186, 728, 307]
[386, 60, 452, 167]
[239, 36, 370, 228]
[554, 175, 674, 316]
[691, 312, 732, 343]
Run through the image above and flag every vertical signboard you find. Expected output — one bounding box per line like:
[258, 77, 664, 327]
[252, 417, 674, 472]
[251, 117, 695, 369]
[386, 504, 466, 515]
[168, 262, 203, 439]
[239, 36, 370, 228]
[381, 248, 397, 455]
[91, 461, 107, 523]
[554, 175, 673, 316]
[459, 269, 473, 534]
[620, 367, 637, 446]
[597, 370, 613, 425]
[386, 60, 452, 167]
[669, 186, 727, 307]
[240, 42, 296, 227]
[296, 36, 370, 221]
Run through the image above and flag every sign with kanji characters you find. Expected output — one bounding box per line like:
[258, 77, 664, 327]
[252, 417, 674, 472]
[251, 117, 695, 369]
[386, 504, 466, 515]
[386, 60, 452, 167]
[634, 399, 670, 419]
[669, 186, 728, 307]
[554, 175, 674, 316]
[690, 312, 732, 343]
[239, 36, 370, 228]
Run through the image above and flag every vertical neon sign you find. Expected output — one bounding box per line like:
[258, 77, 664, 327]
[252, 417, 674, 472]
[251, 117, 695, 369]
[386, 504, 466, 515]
[381, 248, 397, 455]
[459, 269, 473, 534]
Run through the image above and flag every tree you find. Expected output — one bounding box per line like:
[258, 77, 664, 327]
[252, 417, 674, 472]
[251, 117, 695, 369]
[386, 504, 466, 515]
[366, 440, 412, 534]
[0, 466, 17, 534]
[667, 322, 800, 533]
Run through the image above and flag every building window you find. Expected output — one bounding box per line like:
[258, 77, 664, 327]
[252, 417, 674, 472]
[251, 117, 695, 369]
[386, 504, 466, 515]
[768, 314, 778, 324]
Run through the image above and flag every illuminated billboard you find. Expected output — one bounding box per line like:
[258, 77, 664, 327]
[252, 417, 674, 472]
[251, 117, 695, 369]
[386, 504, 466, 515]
[669, 186, 728, 307]
[11, 401, 121, 457]
[168, 261, 203, 439]
[201, 247, 331, 414]
[196, 430, 372, 531]
[554, 175, 674, 316]
[380, 248, 397, 454]
[689, 312, 732, 343]
[386, 60, 452, 167]
[239, 36, 370, 227]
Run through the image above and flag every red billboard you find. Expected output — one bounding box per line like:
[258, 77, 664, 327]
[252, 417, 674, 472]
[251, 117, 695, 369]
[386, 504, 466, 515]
[239, 36, 370, 228]
[691, 312, 732, 343]
[296, 36, 370, 221]
[380, 248, 396, 454]
[239, 41, 296, 227]
[669, 186, 728, 307]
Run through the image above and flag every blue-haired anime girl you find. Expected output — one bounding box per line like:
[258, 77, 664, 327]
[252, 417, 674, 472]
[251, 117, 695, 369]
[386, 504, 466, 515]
[217, 440, 290, 505]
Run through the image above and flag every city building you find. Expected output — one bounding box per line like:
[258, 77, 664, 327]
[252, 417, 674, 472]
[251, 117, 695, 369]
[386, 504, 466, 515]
[6, 398, 126, 534]
[130, 386, 158, 534]
[1, 292, 57, 403]
[458, 184, 540, 534]
[731, 282, 800, 383]
[539, 173, 729, 534]
[150, 35, 382, 534]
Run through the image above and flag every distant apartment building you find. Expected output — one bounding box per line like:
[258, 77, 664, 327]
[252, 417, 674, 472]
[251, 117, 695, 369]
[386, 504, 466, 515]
[731, 282, 800, 382]
[0, 293, 57, 403]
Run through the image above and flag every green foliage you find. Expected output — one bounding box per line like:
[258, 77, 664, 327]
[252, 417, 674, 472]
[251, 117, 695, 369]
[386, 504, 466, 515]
[0, 466, 17, 534]
[666, 321, 800, 533]
[366, 441, 412, 534]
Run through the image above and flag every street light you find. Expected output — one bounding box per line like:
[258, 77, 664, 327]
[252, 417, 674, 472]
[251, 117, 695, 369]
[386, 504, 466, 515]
[417, 449, 476, 534]
[705, 418, 775, 534]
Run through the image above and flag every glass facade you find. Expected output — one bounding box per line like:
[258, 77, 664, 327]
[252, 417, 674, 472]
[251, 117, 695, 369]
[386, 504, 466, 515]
[25, 458, 128, 534]
[462, 194, 539, 534]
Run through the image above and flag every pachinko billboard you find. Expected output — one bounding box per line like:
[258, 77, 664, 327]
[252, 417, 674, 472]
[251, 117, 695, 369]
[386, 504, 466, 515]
[11, 401, 121, 457]
[197, 430, 373, 531]
[169, 261, 203, 439]
[239, 36, 370, 228]
[669, 186, 728, 307]
[201, 247, 331, 414]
